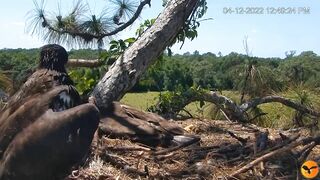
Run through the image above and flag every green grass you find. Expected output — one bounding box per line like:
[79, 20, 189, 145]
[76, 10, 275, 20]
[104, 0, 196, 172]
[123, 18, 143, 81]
[120, 91, 244, 121]
[257, 89, 320, 129]
[120, 91, 160, 111]
[120, 89, 320, 129]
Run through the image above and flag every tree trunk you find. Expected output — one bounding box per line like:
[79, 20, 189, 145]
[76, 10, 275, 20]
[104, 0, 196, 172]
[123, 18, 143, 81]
[91, 0, 199, 110]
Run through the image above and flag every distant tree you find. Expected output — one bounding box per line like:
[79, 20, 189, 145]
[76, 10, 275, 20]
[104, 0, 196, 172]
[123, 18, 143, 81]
[298, 51, 317, 58]
[183, 52, 191, 56]
[193, 50, 200, 56]
[285, 50, 296, 58]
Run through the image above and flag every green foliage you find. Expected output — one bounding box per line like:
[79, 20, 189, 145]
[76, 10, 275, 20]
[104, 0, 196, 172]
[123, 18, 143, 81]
[147, 86, 206, 118]
[67, 36, 136, 96]
[68, 68, 102, 95]
[133, 51, 320, 94]
[0, 72, 13, 93]
[2, 48, 320, 97]
[0, 49, 103, 92]
[136, 18, 156, 37]
[109, 38, 135, 53]
[255, 87, 320, 129]
[0, 49, 39, 91]
[279, 51, 320, 87]
[168, 0, 207, 50]
[1, 48, 320, 98]
[286, 85, 319, 127]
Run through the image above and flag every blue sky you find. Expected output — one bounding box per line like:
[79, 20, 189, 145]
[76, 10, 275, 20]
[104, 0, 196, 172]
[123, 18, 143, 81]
[0, 0, 319, 58]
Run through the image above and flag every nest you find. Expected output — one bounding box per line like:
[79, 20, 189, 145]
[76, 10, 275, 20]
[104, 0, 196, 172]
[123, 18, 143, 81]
[66, 119, 320, 180]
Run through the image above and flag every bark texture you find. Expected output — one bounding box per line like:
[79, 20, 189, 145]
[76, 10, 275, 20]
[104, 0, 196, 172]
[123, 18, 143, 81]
[91, 0, 200, 109]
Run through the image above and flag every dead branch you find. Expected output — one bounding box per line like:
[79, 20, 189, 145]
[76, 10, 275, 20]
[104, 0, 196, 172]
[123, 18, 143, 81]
[105, 146, 152, 152]
[248, 112, 268, 122]
[100, 152, 148, 177]
[297, 142, 316, 163]
[155, 152, 176, 161]
[67, 59, 103, 68]
[220, 109, 232, 122]
[230, 135, 320, 178]
[248, 133, 299, 160]
[182, 145, 221, 152]
[240, 96, 320, 117]
[202, 91, 246, 121]
[227, 131, 248, 145]
[181, 108, 194, 118]
[161, 91, 320, 122]
[153, 136, 200, 156]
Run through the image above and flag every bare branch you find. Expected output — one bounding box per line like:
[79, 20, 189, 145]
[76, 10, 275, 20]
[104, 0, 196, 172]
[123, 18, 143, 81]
[153, 90, 320, 122]
[230, 135, 320, 178]
[240, 96, 320, 117]
[67, 59, 103, 68]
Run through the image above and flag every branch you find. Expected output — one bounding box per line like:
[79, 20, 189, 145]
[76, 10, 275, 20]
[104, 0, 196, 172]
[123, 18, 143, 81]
[201, 92, 246, 121]
[67, 59, 103, 68]
[230, 135, 320, 178]
[41, 0, 151, 41]
[240, 96, 320, 117]
[153, 90, 320, 122]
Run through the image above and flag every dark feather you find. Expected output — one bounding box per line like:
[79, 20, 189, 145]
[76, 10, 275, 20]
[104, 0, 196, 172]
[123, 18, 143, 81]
[99, 102, 200, 147]
[0, 44, 99, 179]
[39, 44, 68, 72]
[0, 86, 99, 180]
[50, 86, 81, 112]
[2, 44, 78, 115]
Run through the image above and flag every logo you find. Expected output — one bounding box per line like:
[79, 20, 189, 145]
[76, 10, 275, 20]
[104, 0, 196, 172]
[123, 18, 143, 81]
[301, 160, 319, 179]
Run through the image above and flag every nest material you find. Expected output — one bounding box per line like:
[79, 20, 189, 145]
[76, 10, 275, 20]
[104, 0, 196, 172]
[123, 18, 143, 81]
[67, 119, 320, 180]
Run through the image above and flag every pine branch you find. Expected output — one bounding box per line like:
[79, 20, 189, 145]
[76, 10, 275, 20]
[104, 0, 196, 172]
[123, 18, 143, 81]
[39, 0, 151, 42]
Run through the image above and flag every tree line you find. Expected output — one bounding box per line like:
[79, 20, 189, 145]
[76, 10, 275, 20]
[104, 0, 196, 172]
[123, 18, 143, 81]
[134, 50, 320, 94]
[0, 48, 319, 95]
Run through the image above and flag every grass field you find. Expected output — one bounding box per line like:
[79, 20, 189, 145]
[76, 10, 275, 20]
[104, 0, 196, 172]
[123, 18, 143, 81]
[121, 90, 320, 129]
[120, 91, 244, 121]
[120, 91, 160, 111]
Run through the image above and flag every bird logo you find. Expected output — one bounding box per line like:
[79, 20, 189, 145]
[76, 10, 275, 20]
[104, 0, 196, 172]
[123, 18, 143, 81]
[301, 160, 319, 179]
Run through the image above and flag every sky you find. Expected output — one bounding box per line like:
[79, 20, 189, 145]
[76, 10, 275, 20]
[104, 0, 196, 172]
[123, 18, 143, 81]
[0, 0, 319, 58]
